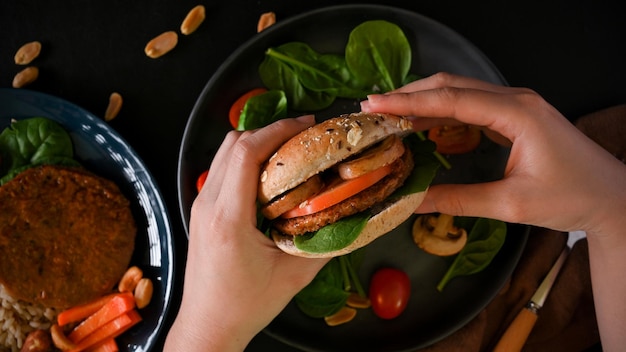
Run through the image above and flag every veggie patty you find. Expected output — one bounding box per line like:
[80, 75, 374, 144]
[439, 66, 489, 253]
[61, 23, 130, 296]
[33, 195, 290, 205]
[0, 165, 136, 309]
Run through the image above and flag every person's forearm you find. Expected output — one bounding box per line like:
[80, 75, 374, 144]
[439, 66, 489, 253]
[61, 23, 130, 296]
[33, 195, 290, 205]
[586, 187, 626, 351]
[587, 233, 626, 351]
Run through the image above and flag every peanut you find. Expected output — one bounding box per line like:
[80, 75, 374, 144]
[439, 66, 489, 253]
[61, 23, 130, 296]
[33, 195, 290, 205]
[134, 277, 154, 309]
[180, 5, 206, 35]
[257, 12, 276, 33]
[50, 324, 76, 351]
[346, 292, 371, 309]
[144, 31, 178, 59]
[14, 41, 42, 65]
[118, 265, 143, 293]
[104, 92, 123, 121]
[324, 306, 357, 326]
[12, 66, 39, 88]
[21, 329, 51, 352]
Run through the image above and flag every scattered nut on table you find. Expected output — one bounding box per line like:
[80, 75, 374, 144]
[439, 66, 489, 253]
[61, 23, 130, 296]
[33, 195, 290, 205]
[257, 12, 276, 32]
[180, 5, 206, 35]
[324, 306, 357, 326]
[12, 66, 39, 88]
[144, 31, 178, 58]
[346, 292, 371, 309]
[104, 92, 123, 121]
[14, 41, 42, 65]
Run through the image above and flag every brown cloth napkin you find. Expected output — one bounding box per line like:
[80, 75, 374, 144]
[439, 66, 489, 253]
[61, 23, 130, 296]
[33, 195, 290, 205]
[418, 104, 626, 351]
[420, 228, 599, 352]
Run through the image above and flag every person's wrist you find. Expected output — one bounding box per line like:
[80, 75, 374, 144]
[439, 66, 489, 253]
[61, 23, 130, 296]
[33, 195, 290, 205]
[165, 301, 256, 352]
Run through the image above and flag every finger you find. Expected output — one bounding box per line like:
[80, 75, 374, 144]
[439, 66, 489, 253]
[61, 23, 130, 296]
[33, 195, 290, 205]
[217, 115, 316, 219]
[416, 181, 518, 223]
[273, 253, 330, 294]
[404, 116, 464, 131]
[363, 88, 532, 143]
[391, 72, 517, 94]
[362, 101, 512, 147]
[197, 130, 242, 202]
[255, 234, 330, 295]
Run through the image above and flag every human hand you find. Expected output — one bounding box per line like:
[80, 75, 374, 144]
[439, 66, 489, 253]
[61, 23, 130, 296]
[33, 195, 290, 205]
[360, 73, 626, 236]
[165, 116, 330, 352]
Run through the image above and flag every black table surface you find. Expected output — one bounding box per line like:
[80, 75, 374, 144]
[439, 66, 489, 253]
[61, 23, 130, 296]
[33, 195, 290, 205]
[1, 1, 624, 351]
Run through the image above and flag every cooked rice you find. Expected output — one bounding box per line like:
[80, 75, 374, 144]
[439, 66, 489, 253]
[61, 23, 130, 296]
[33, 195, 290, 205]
[0, 285, 58, 352]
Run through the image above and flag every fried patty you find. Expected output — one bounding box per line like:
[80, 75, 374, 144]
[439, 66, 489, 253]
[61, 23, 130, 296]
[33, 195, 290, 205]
[0, 165, 136, 308]
[272, 148, 414, 236]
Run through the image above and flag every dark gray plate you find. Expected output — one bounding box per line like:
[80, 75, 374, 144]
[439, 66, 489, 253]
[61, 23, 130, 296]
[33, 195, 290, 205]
[178, 5, 527, 351]
[0, 88, 174, 352]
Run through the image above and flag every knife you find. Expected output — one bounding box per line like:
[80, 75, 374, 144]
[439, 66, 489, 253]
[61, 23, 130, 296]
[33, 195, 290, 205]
[492, 244, 570, 352]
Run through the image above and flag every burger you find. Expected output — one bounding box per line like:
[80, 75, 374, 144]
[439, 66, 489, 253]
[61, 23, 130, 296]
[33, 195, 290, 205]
[257, 112, 439, 258]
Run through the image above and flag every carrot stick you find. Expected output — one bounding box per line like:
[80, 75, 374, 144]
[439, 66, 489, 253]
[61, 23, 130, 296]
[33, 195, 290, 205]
[69, 310, 142, 352]
[69, 292, 136, 344]
[85, 338, 118, 352]
[58, 293, 119, 326]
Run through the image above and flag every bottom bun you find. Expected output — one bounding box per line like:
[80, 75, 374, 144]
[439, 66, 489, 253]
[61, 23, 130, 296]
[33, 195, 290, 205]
[272, 189, 428, 258]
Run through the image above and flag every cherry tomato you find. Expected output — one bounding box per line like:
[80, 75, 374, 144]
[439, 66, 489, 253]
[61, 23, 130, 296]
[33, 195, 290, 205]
[228, 88, 268, 129]
[427, 124, 481, 154]
[369, 268, 411, 319]
[196, 169, 209, 193]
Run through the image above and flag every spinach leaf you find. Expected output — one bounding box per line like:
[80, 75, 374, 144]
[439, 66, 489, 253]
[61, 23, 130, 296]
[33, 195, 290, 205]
[345, 20, 411, 92]
[0, 117, 79, 184]
[237, 90, 288, 130]
[259, 45, 336, 111]
[258, 20, 412, 110]
[264, 43, 370, 99]
[436, 217, 507, 291]
[294, 213, 370, 253]
[295, 249, 366, 318]
[295, 258, 350, 318]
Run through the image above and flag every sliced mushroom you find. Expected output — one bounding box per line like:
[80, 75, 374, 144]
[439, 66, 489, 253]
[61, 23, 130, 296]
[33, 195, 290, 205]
[337, 134, 405, 180]
[260, 174, 323, 219]
[412, 213, 467, 256]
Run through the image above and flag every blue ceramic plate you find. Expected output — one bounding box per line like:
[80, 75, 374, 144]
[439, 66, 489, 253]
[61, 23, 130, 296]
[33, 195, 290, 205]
[0, 88, 174, 351]
[178, 5, 528, 351]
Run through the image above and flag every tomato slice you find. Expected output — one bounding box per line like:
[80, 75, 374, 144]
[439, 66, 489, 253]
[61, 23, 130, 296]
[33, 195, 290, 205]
[228, 88, 268, 129]
[196, 169, 209, 193]
[427, 124, 481, 154]
[369, 268, 411, 320]
[281, 165, 392, 219]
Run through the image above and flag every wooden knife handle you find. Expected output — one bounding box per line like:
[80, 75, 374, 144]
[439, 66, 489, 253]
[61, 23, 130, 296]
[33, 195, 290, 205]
[492, 307, 539, 352]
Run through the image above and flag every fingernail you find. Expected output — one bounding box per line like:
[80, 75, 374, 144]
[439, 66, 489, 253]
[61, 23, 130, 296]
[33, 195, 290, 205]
[368, 94, 386, 103]
[361, 94, 384, 112]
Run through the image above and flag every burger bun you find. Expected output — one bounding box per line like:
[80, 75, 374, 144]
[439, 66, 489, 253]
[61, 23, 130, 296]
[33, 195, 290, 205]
[271, 190, 427, 258]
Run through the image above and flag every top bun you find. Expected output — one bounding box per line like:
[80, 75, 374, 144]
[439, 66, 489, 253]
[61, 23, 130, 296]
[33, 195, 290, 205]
[258, 112, 413, 204]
